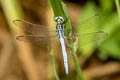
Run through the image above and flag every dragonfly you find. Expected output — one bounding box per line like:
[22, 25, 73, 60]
[13, 14, 108, 75]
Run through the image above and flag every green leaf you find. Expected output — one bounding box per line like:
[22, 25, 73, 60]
[99, 0, 114, 12]
[99, 26, 120, 60]
[77, 2, 99, 58]
[97, 12, 120, 60]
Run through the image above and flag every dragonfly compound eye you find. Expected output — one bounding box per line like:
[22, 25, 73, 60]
[54, 16, 64, 22]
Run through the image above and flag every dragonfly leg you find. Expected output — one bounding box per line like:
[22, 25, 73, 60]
[62, 18, 69, 24]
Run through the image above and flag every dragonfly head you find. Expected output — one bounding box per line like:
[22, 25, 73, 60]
[54, 16, 64, 24]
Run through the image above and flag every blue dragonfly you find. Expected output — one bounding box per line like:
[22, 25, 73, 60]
[13, 14, 108, 75]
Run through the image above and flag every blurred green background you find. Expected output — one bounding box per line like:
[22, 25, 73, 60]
[0, 0, 120, 80]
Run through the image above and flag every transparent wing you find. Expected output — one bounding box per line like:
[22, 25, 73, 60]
[73, 14, 104, 32]
[65, 14, 107, 48]
[16, 34, 58, 47]
[13, 19, 57, 47]
[13, 19, 56, 35]
[72, 30, 108, 48]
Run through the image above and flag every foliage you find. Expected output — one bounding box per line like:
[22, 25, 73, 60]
[78, 0, 120, 60]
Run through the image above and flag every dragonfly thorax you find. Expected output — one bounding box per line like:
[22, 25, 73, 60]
[56, 23, 64, 38]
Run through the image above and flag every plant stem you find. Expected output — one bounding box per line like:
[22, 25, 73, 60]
[68, 38, 84, 80]
[115, 0, 120, 23]
[0, 0, 23, 30]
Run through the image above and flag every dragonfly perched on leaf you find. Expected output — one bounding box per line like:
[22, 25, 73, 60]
[13, 14, 108, 75]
